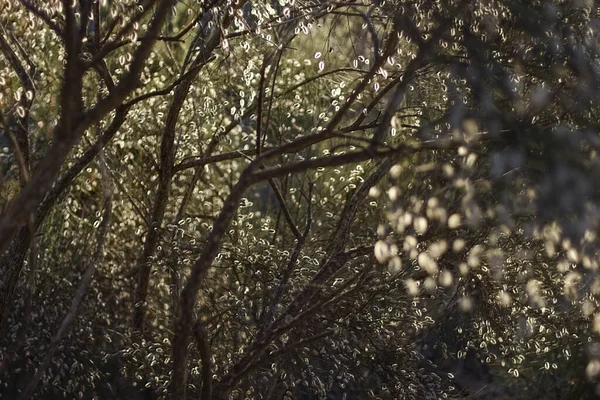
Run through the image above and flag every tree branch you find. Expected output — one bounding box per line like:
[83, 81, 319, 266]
[193, 320, 213, 400]
[19, 148, 113, 400]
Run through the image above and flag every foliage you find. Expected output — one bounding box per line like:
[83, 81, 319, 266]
[2, 0, 600, 399]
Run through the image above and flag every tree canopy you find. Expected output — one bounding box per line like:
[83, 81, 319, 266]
[2, 0, 600, 399]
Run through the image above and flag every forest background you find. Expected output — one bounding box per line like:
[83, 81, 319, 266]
[2, 0, 600, 399]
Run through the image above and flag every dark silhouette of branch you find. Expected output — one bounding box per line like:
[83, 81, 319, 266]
[172, 120, 381, 173]
[19, 149, 113, 400]
[17, 0, 64, 38]
[0, 29, 35, 180]
[258, 182, 313, 338]
[193, 321, 213, 400]
[0, 114, 35, 373]
[267, 177, 302, 239]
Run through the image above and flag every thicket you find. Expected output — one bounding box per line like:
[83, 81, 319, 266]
[2, 0, 600, 399]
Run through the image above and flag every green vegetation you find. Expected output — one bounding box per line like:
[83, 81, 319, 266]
[2, 0, 600, 399]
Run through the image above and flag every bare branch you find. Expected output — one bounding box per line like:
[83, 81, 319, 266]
[267, 178, 302, 239]
[17, 0, 64, 38]
[19, 148, 113, 400]
[193, 321, 213, 400]
[258, 182, 312, 337]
